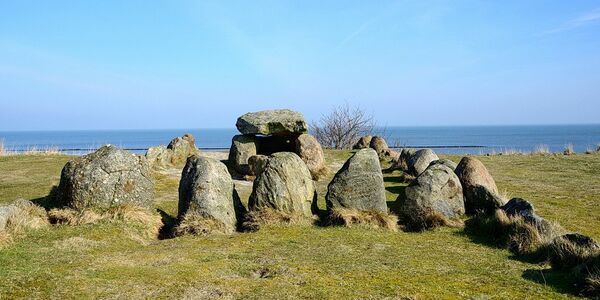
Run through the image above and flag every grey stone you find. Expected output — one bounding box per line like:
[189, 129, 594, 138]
[400, 163, 465, 220]
[429, 159, 458, 171]
[178, 156, 244, 233]
[326, 148, 387, 212]
[167, 133, 199, 165]
[294, 134, 326, 179]
[55, 145, 154, 211]
[369, 136, 389, 158]
[228, 135, 258, 175]
[248, 155, 269, 176]
[353, 135, 373, 149]
[455, 157, 503, 214]
[249, 152, 316, 217]
[501, 198, 546, 228]
[407, 149, 439, 176]
[236, 109, 308, 135]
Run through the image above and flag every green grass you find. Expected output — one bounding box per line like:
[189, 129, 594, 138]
[1, 151, 599, 298]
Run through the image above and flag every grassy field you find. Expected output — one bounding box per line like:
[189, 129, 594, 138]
[1, 151, 599, 298]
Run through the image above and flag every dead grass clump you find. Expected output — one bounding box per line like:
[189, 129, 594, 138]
[53, 236, 105, 251]
[533, 144, 550, 155]
[1, 199, 49, 245]
[548, 234, 600, 270]
[48, 205, 162, 238]
[241, 209, 314, 232]
[399, 173, 416, 183]
[401, 209, 462, 232]
[174, 213, 233, 237]
[311, 166, 329, 181]
[328, 208, 398, 231]
[0, 140, 4, 156]
[563, 143, 575, 155]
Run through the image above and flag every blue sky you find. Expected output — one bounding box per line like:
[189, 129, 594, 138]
[1, 1, 599, 130]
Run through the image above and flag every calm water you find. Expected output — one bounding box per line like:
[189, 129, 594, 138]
[1, 125, 599, 155]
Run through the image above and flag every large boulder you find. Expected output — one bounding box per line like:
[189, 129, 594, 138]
[167, 133, 199, 165]
[369, 136, 389, 158]
[249, 152, 316, 217]
[353, 135, 373, 149]
[236, 109, 308, 135]
[294, 134, 326, 179]
[228, 135, 258, 175]
[248, 155, 269, 176]
[56, 145, 154, 211]
[386, 148, 416, 172]
[429, 159, 458, 171]
[455, 157, 503, 214]
[145, 145, 171, 167]
[407, 149, 439, 176]
[326, 148, 387, 213]
[178, 156, 244, 234]
[400, 163, 465, 225]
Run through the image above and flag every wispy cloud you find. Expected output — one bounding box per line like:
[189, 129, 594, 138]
[543, 7, 600, 35]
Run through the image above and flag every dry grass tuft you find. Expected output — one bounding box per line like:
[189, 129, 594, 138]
[584, 268, 600, 296]
[548, 236, 600, 270]
[0, 140, 4, 156]
[402, 209, 462, 232]
[399, 172, 416, 183]
[1, 199, 49, 245]
[174, 213, 233, 236]
[311, 166, 329, 181]
[53, 236, 105, 251]
[48, 205, 162, 238]
[563, 143, 575, 155]
[241, 209, 315, 232]
[328, 208, 398, 231]
[533, 144, 550, 155]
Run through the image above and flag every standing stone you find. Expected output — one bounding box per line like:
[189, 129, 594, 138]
[249, 152, 316, 217]
[353, 135, 373, 149]
[145, 145, 172, 167]
[167, 133, 199, 165]
[455, 157, 503, 214]
[400, 163, 465, 222]
[236, 109, 308, 135]
[326, 148, 387, 212]
[178, 156, 243, 234]
[228, 135, 258, 175]
[248, 155, 269, 176]
[407, 149, 439, 176]
[369, 136, 389, 158]
[294, 134, 326, 179]
[55, 145, 154, 211]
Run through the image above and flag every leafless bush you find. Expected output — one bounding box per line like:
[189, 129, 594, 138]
[311, 103, 375, 149]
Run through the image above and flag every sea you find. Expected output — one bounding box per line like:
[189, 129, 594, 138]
[1, 125, 599, 155]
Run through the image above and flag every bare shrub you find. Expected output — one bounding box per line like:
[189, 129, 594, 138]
[311, 103, 375, 149]
[241, 209, 315, 232]
[328, 208, 398, 231]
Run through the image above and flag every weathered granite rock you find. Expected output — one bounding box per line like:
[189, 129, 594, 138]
[353, 135, 373, 149]
[236, 109, 308, 135]
[429, 159, 458, 171]
[407, 149, 439, 176]
[400, 163, 465, 221]
[369, 136, 389, 158]
[248, 155, 269, 176]
[178, 156, 243, 233]
[249, 152, 316, 217]
[326, 148, 387, 212]
[455, 157, 503, 214]
[501, 198, 545, 227]
[56, 145, 154, 211]
[167, 133, 199, 165]
[145, 145, 171, 167]
[228, 135, 258, 175]
[294, 134, 326, 179]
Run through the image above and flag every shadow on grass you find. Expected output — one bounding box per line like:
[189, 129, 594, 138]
[157, 209, 177, 240]
[458, 216, 582, 296]
[30, 185, 60, 210]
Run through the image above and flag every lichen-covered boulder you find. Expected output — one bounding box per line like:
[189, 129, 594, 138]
[353, 135, 373, 149]
[294, 134, 326, 179]
[236, 109, 308, 135]
[407, 149, 439, 176]
[400, 163, 465, 223]
[167, 133, 199, 165]
[248, 155, 269, 176]
[326, 149, 387, 212]
[429, 159, 458, 171]
[178, 156, 244, 234]
[455, 157, 503, 214]
[369, 136, 389, 158]
[145, 145, 171, 167]
[56, 145, 154, 211]
[385, 148, 416, 172]
[249, 152, 315, 217]
[228, 135, 258, 175]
